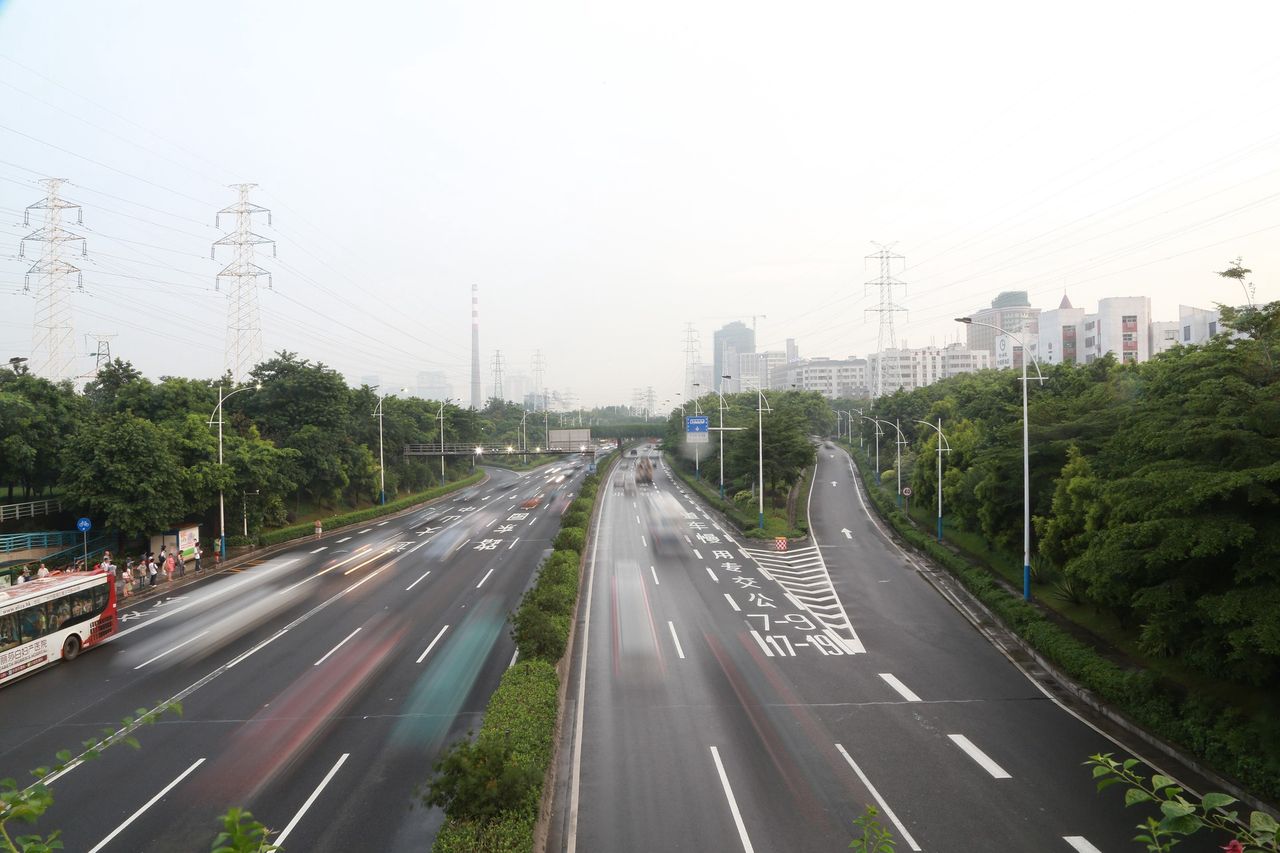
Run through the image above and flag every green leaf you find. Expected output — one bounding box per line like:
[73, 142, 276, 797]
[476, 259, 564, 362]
[1125, 788, 1155, 807]
[1159, 799, 1194, 819]
[1092, 765, 1112, 778]
[1150, 774, 1176, 791]
[1250, 810, 1279, 833]
[1096, 777, 1123, 792]
[1200, 792, 1236, 811]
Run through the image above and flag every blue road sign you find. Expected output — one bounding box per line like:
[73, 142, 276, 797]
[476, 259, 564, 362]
[685, 416, 709, 433]
[76, 517, 92, 533]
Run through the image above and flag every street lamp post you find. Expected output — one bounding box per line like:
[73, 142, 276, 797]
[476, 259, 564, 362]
[208, 382, 259, 563]
[242, 490, 259, 537]
[956, 317, 1044, 600]
[872, 418, 908, 507]
[859, 415, 882, 484]
[718, 376, 731, 498]
[374, 387, 407, 505]
[520, 410, 530, 464]
[754, 385, 772, 529]
[914, 418, 951, 542]
[691, 389, 703, 480]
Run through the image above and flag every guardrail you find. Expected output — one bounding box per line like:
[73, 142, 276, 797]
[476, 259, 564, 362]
[403, 443, 591, 456]
[0, 497, 63, 522]
[0, 530, 80, 554]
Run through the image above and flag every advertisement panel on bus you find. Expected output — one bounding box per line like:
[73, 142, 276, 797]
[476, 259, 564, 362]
[0, 571, 117, 687]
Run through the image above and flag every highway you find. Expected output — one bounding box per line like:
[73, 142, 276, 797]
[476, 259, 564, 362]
[0, 461, 584, 852]
[550, 443, 1175, 852]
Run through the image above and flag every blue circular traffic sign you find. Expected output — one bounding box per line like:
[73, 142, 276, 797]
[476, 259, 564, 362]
[76, 517, 91, 533]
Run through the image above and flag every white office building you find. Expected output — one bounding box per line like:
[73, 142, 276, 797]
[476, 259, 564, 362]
[1178, 305, 1223, 345]
[776, 357, 869, 399]
[738, 350, 787, 391]
[964, 291, 1041, 357]
[869, 343, 991, 394]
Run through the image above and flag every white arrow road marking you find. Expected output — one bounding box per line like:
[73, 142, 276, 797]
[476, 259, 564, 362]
[841, 528, 852, 539]
[831, 481, 838, 487]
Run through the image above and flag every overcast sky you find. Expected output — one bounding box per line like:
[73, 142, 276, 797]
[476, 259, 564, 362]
[2, 0, 1277, 407]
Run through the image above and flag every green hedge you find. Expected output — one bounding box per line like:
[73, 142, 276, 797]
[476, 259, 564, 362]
[257, 472, 485, 547]
[430, 456, 615, 852]
[430, 659, 560, 853]
[844, 442, 1279, 801]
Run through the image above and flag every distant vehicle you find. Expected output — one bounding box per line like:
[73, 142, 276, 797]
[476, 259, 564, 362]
[628, 449, 638, 457]
[635, 456, 654, 485]
[0, 570, 117, 687]
[521, 497, 541, 509]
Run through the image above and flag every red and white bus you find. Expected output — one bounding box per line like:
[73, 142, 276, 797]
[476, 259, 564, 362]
[0, 570, 117, 687]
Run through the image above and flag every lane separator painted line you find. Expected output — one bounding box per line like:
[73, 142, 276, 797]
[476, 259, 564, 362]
[477, 568, 495, 588]
[948, 734, 1012, 779]
[749, 629, 774, 657]
[314, 626, 363, 666]
[640, 535, 648, 548]
[878, 673, 922, 702]
[709, 747, 755, 853]
[706, 567, 720, 583]
[528, 517, 537, 526]
[87, 757, 206, 853]
[650, 565, 659, 585]
[668, 621, 685, 659]
[406, 570, 431, 591]
[337, 536, 351, 543]
[310, 546, 328, 554]
[358, 528, 372, 533]
[1063, 838, 1103, 853]
[417, 625, 450, 663]
[227, 628, 289, 669]
[693, 548, 703, 559]
[724, 594, 740, 612]
[509, 537, 520, 549]
[509, 649, 519, 668]
[376, 521, 389, 526]
[134, 631, 209, 670]
[275, 753, 350, 847]
[344, 546, 397, 575]
[835, 744, 921, 851]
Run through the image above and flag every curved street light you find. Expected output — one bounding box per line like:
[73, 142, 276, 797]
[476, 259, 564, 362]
[208, 382, 260, 561]
[858, 415, 883, 484]
[956, 317, 1044, 600]
[913, 418, 952, 542]
[872, 418, 908, 507]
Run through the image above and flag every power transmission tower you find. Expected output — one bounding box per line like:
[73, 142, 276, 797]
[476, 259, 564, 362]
[20, 178, 86, 383]
[470, 285, 482, 409]
[491, 350, 505, 403]
[531, 349, 546, 411]
[212, 184, 274, 383]
[682, 322, 701, 400]
[84, 333, 116, 376]
[864, 242, 907, 401]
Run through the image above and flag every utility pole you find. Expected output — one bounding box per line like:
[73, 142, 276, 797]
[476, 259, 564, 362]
[21, 178, 86, 383]
[212, 184, 274, 384]
[491, 350, 505, 403]
[864, 242, 907, 402]
[682, 322, 701, 400]
[470, 285, 482, 409]
[531, 349, 546, 412]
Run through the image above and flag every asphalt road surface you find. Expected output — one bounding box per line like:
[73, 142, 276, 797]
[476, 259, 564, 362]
[0, 460, 584, 852]
[551, 444, 1184, 852]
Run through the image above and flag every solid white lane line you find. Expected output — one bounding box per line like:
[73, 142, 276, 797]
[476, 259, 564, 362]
[709, 747, 755, 853]
[275, 753, 350, 846]
[314, 626, 363, 666]
[310, 546, 328, 554]
[417, 625, 450, 663]
[1064, 838, 1103, 853]
[405, 570, 432, 591]
[835, 745, 921, 851]
[227, 628, 289, 669]
[668, 621, 685, 659]
[878, 673, 922, 702]
[87, 758, 206, 853]
[949, 734, 1012, 779]
[477, 568, 495, 588]
[337, 536, 351, 543]
[134, 631, 209, 670]
[344, 546, 396, 575]
[650, 565, 659, 585]
[279, 547, 372, 594]
[724, 594, 740, 612]
[706, 567, 719, 583]
[509, 537, 519, 549]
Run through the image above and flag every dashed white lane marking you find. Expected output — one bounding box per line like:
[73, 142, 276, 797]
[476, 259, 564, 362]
[416, 625, 450, 663]
[405, 570, 431, 591]
[477, 568, 495, 588]
[509, 537, 520, 549]
[314, 626, 363, 666]
[134, 631, 209, 670]
[336, 536, 351, 543]
[724, 593, 740, 611]
[1063, 838, 1102, 853]
[640, 535, 648, 548]
[749, 629, 773, 657]
[667, 621, 685, 659]
[835, 744, 921, 851]
[709, 747, 755, 853]
[376, 521, 389, 526]
[948, 734, 1012, 779]
[705, 567, 720, 583]
[650, 565, 659, 585]
[275, 753, 350, 846]
[693, 548, 703, 559]
[878, 673, 922, 702]
[87, 758, 206, 853]
[358, 528, 372, 533]
[310, 546, 328, 553]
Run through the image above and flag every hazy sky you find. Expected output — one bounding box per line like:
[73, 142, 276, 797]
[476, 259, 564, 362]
[2, 0, 1278, 406]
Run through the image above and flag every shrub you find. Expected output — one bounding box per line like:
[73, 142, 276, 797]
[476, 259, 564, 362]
[560, 511, 588, 530]
[512, 600, 570, 662]
[424, 734, 542, 823]
[553, 527, 586, 554]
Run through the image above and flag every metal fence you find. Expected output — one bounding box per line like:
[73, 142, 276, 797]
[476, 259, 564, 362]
[0, 530, 80, 554]
[0, 497, 63, 522]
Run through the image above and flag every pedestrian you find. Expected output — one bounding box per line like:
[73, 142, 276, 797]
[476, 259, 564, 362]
[174, 548, 185, 580]
[194, 543, 203, 573]
[164, 551, 175, 583]
[121, 564, 132, 599]
[148, 557, 158, 587]
[36, 563, 49, 578]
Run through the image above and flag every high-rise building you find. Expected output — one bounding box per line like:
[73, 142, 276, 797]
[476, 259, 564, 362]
[785, 338, 799, 364]
[738, 350, 787, 390]
[1080, 296, 1151, 365]
[964, 291, 1041, 356]
[713, 321, 755, 391]
[1037, 293, 1086, 365]
[776, 357, 870, 399]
